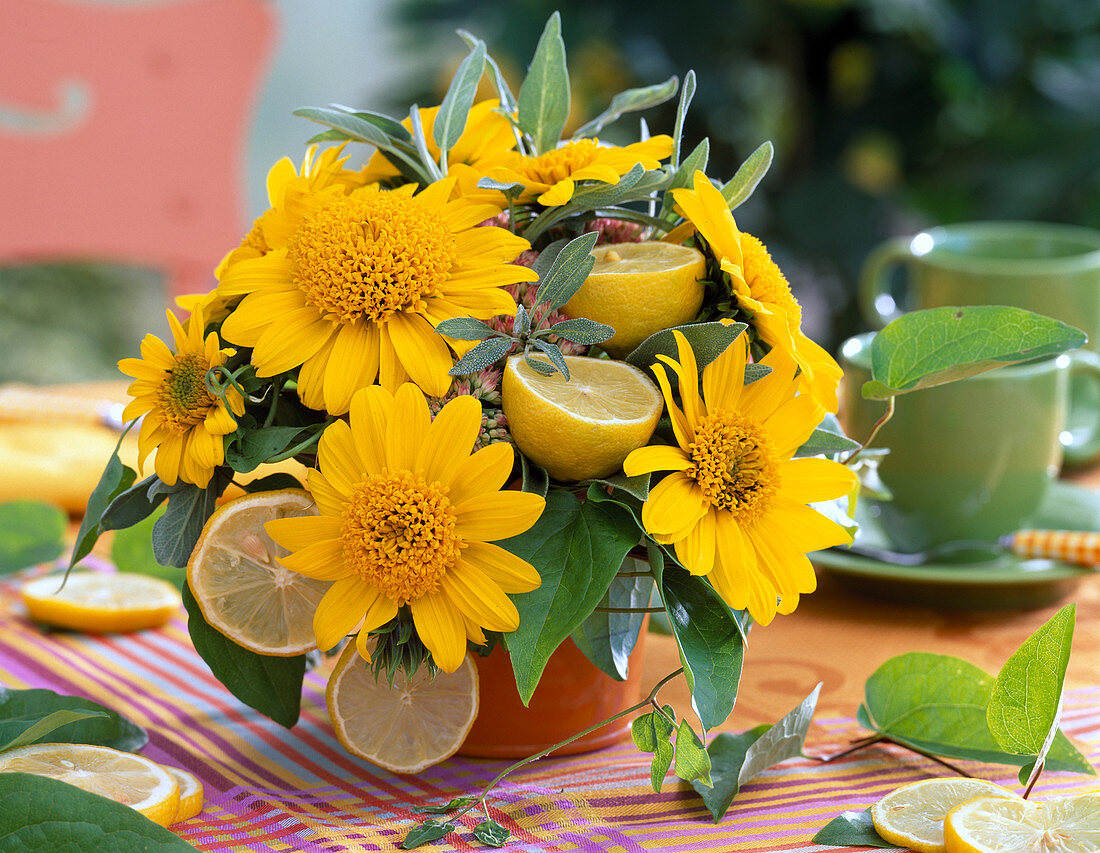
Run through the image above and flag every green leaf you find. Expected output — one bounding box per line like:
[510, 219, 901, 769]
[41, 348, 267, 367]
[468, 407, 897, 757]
[517, 12, 570, 154]
[720, 141, 774, 211]
[472, 819, 511, 847]
[863, 652, 1093, 773]
[459, 29, 518, 111]
[99, 475, 165, 533]
[519, 455, 548, 498]
[293, 106, 398, 150]
[433, 40, 486, 154]
[435, 316, 499, 341]
[661, 138, 710, 218]
[534, 231, 599, 311]
[401, 819, 456, 849]
[988, 604, 1075, 758]
[182, 584, 305, 727]
[548, 317, 615, 345]
[693, 685, 820, 822]
[109, 506, 185, 588]
[625, 321, 748, 382]
[674, 719, 712, 787]
[862, 306, 1088, 399]
[240, 472, 304, 493]
[654, 561, 744, 731]
[449, 337, 513, 375]
[0, 687, 147, 752]
[499, 490, 639, 704]
[476, 177, 526, 199]
[670, 70, 696, 169]
[528, 339, 570, 379]
[0, 501, 66, 574]
[151, 471, 231, 568]
[334, 106, 412, 142]
[744, 364, 772, 384]
[585, 472, 651, 502]
[412, 796, 478, 814]
[631, 706, 675, 791]
[0, 773, 198, 850]
[0, 709, 107, 753]
[564, 162, 647, 208]
[813, 807, 900, 848]
[795, 426, 861, 458]
[572, 76, 679, 138]
[70, 449, 137, 569]
[572, 568, 653, 680]
[226, 425, 319, 473]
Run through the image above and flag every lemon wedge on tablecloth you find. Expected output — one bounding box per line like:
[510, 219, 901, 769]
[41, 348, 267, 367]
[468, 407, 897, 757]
[20, 571, 182, 633]
[870, 778, 1021, 853]
[325, 643, 479, 775]
[562, 241, 706, 357]
[187, 489, 332, 656]
[944, 790, 1100, 853]
[0, 743, 180, 827]
[165, 765, 204, 823]
[501, 353, 662, 482]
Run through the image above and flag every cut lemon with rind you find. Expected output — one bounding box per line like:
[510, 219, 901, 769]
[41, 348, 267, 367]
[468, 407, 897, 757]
[188, 489, 332, 656]
[502, 353, 663, 482]
[0, 743, 180, 827]
[945, 791, 1100, 853]
[20, 571, 182, 633]
[562, 241, 706, 358]
[871, 778, 1020, 853]
[165, 765, 204, 823]
[326, 643, 479, 774]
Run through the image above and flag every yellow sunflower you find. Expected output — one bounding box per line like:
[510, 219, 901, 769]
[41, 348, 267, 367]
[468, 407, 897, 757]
[216, 177, 537, 413]
[265, 383, 545, 672]
[670, 170, 843, 412]
[623, 330, 855, 626]
[487, 135, 674, 206]
[118, 307, 244, 488]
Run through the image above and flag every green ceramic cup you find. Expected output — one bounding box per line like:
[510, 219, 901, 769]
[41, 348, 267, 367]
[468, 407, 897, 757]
[838, 332, 1100, 553]
[859, 221, 1100, 459]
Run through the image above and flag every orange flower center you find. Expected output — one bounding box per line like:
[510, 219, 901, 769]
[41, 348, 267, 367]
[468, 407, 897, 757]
[523, 139, 601, 185]
[340, 471, 462, 605]
[158, 354, 216, 433]
[288, 191, 457, 326]
[740, 233, 800, 319]
[687, 411, 779, 521]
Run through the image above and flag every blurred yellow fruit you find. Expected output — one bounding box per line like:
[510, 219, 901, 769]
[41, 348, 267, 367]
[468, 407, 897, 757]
[502, 353, 663, 482]
[562, 241, 706, 357]
[21, 572, 181, 633]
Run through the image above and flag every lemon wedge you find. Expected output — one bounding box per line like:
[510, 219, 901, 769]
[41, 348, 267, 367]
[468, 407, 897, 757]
[945, 791, 1100, 853]
[165, 765, 204, 824]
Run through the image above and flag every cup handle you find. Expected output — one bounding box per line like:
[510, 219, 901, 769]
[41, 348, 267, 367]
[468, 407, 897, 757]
[1063, 350, 1100, 465]
[858, 237, 912, 329]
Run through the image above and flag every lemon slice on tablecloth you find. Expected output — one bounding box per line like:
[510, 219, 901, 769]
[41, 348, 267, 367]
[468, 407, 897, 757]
[187, 489, 332, 656]
[165, 765, 204, 823]
[326, 643, 479, 774]
[871, 778, 1021, 853]
[0, 743, 180, 827]
[945, 790, 1100, 853]
[501, 353, 662, 482]
[562, 241, 706, 357]
[20, 571, 182, 633]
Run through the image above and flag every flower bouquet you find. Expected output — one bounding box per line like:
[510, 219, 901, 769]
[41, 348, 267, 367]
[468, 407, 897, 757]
[73, 11, 1088, 844]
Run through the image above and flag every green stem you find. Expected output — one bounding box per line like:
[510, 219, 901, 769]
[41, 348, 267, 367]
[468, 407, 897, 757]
[451, 667, 685, 822]
[843, 396, 895, 466]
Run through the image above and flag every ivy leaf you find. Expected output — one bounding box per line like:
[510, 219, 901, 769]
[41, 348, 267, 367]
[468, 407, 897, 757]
[653, 558, 744, 731]
[401, 819, 456, 849]
[412, 796, 478, 814]
[433, 40, 486, 153]
[0, 501, 66, 574]
[499, 490, 639, 704]
[151, 470, 231, 568]
[472, 820, 511, 847]
[182, 584, 304, 728]
[571, 568, 653, 680]
[692, 685, 820, 822]
[673, 719, 712, 787]
[571, 75, 679, 138]
[625, 321, 747, 382]
[449, 337, 513, 375]
[720, 141, 774, 211]
[534, 231, 599, 311]
[516, 12, 570, 154]
[0, 773, 198, 851]
[987, 604, 1075, 761]
[0, 709, 107, 753]
[69, 451, 137, 569]
[0, 687, 146, 753]
[631, 706, 675, 791]
[862, 306, 1087, 399]
[813, 807, 900, 848]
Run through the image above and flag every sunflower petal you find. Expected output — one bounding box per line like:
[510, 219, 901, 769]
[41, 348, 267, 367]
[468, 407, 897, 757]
[418, 395, 481, 485]
[453, 491, 544, 541]
[316, 420, 365, 496]
[265, 515, 342, 551]
[460, 541, 540, 594]
[442, 559, 520, 633]
[622, 444, 691, 477]
[314, 577, 376, 652]
[447, 442, 516, 503]
[387, 312, 453, 397]
[411, 592, 467, 673]
[778, 458, 858, 505]
[641, 473, 706, 537]
[386, 383, 430, 472]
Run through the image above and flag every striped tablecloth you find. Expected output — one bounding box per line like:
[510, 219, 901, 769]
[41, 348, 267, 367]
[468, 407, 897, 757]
[2, 561, 1098, 853]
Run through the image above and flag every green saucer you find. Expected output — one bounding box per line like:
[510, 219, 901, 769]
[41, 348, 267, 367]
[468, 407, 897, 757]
[812, 481, 1098, 610]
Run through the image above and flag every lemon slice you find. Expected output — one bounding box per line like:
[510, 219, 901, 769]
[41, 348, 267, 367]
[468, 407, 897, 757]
[502, 353, 663, 482]
[562, 241, 706, 357]
[871, 778, 1021, 853]
[945, 791, 1100, 853]
[0, 743, 180, 827]
[20, 572, 182, 633]
[325, 643, 478, 774]
[188, 489, 332, 656]
[165, 766, 204, 823]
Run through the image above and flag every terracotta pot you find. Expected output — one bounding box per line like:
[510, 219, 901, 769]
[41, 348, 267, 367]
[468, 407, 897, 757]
[457, 630, 648, 759]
